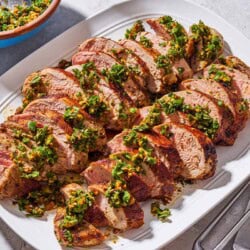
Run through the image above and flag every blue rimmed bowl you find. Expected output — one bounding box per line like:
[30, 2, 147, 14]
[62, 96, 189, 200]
[0, 0, 61, 48]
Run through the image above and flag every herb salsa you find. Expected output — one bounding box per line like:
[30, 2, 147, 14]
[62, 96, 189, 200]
[0, 0, 52, 32]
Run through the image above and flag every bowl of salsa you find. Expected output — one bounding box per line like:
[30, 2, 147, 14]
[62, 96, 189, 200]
[0, 0, 60, 48]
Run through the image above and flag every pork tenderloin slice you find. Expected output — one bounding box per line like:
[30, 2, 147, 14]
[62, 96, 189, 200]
[79, 37, 152, 91]
[107, 130, 182, 177]
[204, 64, 250, 115]
[7, 112, 88, 173]
[135, 106, 192, 127]
[61, 183, 144, 231]
[72, 51, 150, 107]
[66, 64, 136, 130]
[172, 90, 236, 145]
[84, 157, 154, 202]
[54, 207, 105, 247]
[153, 122, 217, 180]
[22, 68, 118, 129]
[55, 183, 105, 247]
[60, 183, 109, 228]
[217, 56, 250, 78]
[22, 68, 87, 108]
[119, 39, 176, 94]
[89, 184, 144, 230]
[0, 131, 40, 199]
[146, 17, 192, 59]
[136, 31, 193, 80]
[107, 131, 177, 200]
[188, 22, 224, 72]
[180, 78, 247, 132]
[24, 97, 107, 151]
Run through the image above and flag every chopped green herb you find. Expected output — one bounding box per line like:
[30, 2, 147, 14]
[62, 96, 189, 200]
[208, 65, 232, 87]
[70, 127, 98, 152]
[30, 75, 41, 87]
[28, 121, 37, 132]
[151, 201, 171, 221]
[102, 64, 129, 86]
[85, 95, 107, 118]
[155, 55, 172, 74]
[191, 21, 222, 62]
[125, 20, 145, 40]
[72, 62, 100, 90]
[139, 36, 153, 48]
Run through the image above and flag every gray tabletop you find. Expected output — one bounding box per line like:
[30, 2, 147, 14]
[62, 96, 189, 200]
[0, 0, 249, 249]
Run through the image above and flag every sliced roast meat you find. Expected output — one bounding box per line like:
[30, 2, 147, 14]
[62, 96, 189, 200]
[0, 131, 40, 199]
[55, 183, 105, 247]
[88, 184, 144, 230]
[22, 68, 87, 108]
[180, 78, 248, 132]
[217, 56, 250, 78]
[136, 31, 193, 80]
[170, 90, 236, 145]
[135, 106, 192, 127]
[79, 37, 152, 91]
[84, 157, 151, 201]
[60, 183, 109, 228]
[204, 64, 250, 114]
[24, 97, 107, 151]
[107, 130, 182, 177]
[7, 112, 88, 173]
[54, 207, 105, 247]
[147, 17, 187, 41]
[61, 183, 144, 231]
[66, 64, 136, 130]
[84, 152, 175, 202]
[119, 39, 177, 93]
[71, 51, 150, 107]
[146, 16, 192, 59]
[153, 123, 217, 180]
[188, 21, 224, 72]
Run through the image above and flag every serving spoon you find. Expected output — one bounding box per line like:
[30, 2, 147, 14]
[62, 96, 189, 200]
[0, 0, 31, 8]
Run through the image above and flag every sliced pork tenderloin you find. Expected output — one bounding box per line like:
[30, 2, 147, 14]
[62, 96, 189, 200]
[153, 122, 217, 180]
[55, 183, 105, 247]
[180, 78, 248, 132]
[71, 51, 150, 107]
[66, 64, 137, 130]
[188, 21, 224, 72]
[61, 183, 144, 231]
[204, 64, 250, 115]
[24, 97, 107, 151]
[135, 31, 193, 80]
[172, 90, 236, 145]
[7, 112, 88, 174]
[119, 39, 177, 93]
[79, 37, 152, 91]
[0, 130, 40, 199]
[217, 55, 250, 78]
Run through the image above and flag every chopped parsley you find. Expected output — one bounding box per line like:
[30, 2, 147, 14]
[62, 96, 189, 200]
[159, 15, 188, 59]
[155, 55, 173, 74]
[72, 62, 100, 90]
[208, 64, 232, 87]
[191, 21, 223, 63]
[70, 127, 98, 152]
[139, 36, 153, 48]
[151, 201, 171, 221]
[125, 20, 145, 40]
[85, 95, 107, 118]
[102, 64, 129, 86]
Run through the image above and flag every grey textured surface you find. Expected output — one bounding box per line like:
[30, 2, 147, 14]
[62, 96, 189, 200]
[0, 0, 249, 249]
